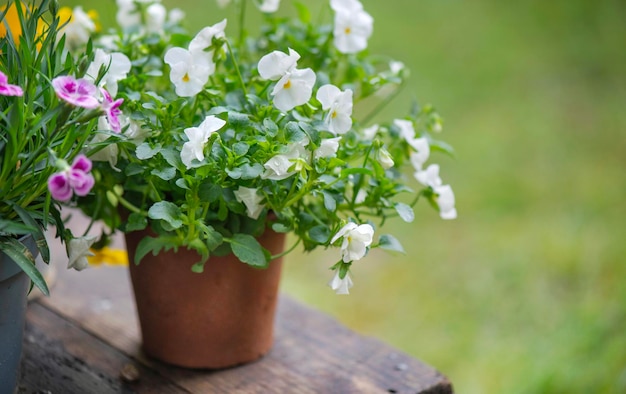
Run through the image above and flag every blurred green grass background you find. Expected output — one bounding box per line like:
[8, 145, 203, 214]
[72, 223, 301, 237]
[63, 0, 626, 392]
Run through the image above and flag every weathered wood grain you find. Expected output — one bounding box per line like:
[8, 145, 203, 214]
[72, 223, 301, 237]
[19, 303, 185, 394]
[21, 226, 453, 393]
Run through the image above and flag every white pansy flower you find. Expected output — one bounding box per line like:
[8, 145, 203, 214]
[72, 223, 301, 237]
[389, 61, 405, 75]
[86, 49, 132, 97]
[331, 222, 374, 263]
[116, 0, 140, 29]
[168, 8, 185, 24]
[258, 0, 281, 13]
[330, 0, 363, 12]
[332, 3, 373, 54]
[362, 124, 379, 140]
[316, 84, 353, 135]
[121, 117, 150, 143]
[409, 138, 430, 171]
[164, 47, 215, 97]
[314, 137, 342, 159]
[67, 236, 97, 271]
[329, 271, 354, 295]
[181, 116, 226, 169]
[234, 187, 265, 219]
[377, 148, 394, 169]
[258, 49, 316, 112]
[146, 3, 167, 33]
[61, 7, 96, 50]
[188, 19, 227, 53]
[433, 184, 457, 220]
[415, 163, 442, 187]
[262, 140, 310, 180]
[394, 119, 415, 140]
[271, 68, 316, 112]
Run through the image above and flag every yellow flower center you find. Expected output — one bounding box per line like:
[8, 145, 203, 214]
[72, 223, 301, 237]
[344, 27, 351, 35]
[182, 73, 190, 82]
[283, 79, 292, 89]
[331, 110, 338, 119]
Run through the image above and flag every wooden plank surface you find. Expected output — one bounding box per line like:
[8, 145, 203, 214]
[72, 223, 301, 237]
[20, 230, 453, 394]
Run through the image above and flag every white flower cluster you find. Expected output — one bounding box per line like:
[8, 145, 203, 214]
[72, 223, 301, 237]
[395, 119, 457, 220]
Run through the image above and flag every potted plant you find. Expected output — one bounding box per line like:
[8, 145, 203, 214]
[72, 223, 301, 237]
[0, 0, 121, 390]
[72, 0, 458, 368]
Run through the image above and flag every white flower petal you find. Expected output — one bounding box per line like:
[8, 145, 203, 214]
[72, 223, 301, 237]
[258, 0, 281, 13]
[315, 137, 342, 159]
[329, 271, 354, 295]
[258, 48, 300, 80]
[68, 236, 97, 271]
[189, 19, 227, 53]
[434, 184, 457, 220]
[234, 187, 265, 219]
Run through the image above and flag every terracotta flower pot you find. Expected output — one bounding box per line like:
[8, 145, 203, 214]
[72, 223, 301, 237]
[125, 228, 285, 369]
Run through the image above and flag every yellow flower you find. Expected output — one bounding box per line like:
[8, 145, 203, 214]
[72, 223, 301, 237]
[87, 247, 129, 266]
[0, 2, 26, 43]
[1, 2, 48, 48]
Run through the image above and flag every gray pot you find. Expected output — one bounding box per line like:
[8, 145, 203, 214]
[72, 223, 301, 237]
[0, 235, 37, 394]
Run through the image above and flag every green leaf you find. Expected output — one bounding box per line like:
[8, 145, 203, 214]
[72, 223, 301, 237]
[160, 148, 184, 169]
[201, 224, 224, 251]
[175, 178, 189, 189]
[395, 202, 415, 223]
[228, 111, 250, 129]
[148, 201, 183, 229]
[136, 142, 162, 160]
[10, 203, 49, 263]
[191, 262, 205, 273]
[229, 234, 268, 267]
[293, 1, 311, 23]
[285, 121, 307, 142]
[263, 118, 278, 137]
[126, 213, 147, 232]
[322, 191, 337, 212]
[125, 163, 144, 176]
[309, 225, 331, 244]
[233, 142, 250, 156]
[199, 183, 222, 202]
[272, 222, 291, 233]
[134, 236, 164, 265]
[227, 163, 263, 180]
[379, 234, 406, 254]
[151, 167, 176, 181]
[0, 237, 49, 295]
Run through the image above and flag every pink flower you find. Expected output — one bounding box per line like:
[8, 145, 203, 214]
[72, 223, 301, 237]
[0, 71, 23, 97]
[48, 154, 95, 202]
[52, 76, 99, 109]
[100, 88, 124, 133]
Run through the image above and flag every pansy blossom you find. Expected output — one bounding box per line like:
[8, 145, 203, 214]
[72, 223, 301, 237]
[331, 222, 374, 263]
[181, 116, 226, 169]
[316, 84, 353, 134]
[258, 48, 316, 112]
[329, 270, 354, 295]
[331, 0, 373, 54]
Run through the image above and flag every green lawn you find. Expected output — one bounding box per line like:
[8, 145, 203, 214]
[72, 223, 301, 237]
[63, 0, 626, 392]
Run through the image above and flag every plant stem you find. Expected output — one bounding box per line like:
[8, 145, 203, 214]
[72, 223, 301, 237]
[226, 39, 248, 96]
[270, 238, 301, 260]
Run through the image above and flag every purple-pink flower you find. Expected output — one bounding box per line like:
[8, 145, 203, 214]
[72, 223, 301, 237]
[101, 88, 124, 133]
[0, 71, 24, 97]
[52, 75, 99, 109]
[48, 154, 95, 202]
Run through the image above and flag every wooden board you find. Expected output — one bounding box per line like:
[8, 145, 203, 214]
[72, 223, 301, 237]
[20, 231, 453, 393]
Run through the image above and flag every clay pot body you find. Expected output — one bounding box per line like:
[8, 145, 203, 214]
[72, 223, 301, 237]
[125, 229, 285, 369]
